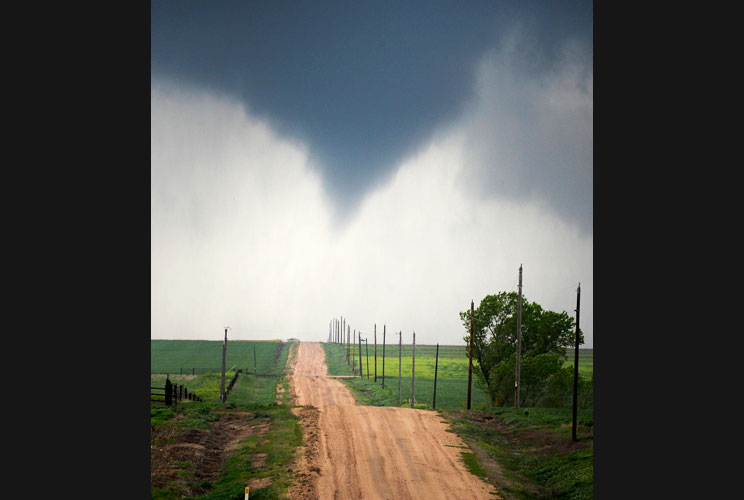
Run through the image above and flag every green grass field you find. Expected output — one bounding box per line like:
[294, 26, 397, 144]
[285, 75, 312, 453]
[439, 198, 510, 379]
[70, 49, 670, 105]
[563, 348, 593, 378]
[151, 340, 290, 405]
[443, 407, 593, 500]
[151, 339, 284, 375]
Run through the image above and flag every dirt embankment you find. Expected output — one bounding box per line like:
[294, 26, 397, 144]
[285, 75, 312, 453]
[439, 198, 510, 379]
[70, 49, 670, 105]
[288, 342, 498, 500]
[151, 410, 269, 497]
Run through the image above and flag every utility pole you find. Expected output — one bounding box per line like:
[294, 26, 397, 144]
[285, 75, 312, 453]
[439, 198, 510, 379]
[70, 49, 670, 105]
[358, 334, 363, 379]
[374, 324, 377, 382]
[353, 329, 356, 375]
[398, 331, 402, 406]
[433, 342, 440, 409]
[382, 325, 386, 389]
[221, 327, 229, 403]
[572, 283, 582, 442]
[515, 265, 523, 408]
[411, 331, 416, 407]
[467, 300, 474, 410]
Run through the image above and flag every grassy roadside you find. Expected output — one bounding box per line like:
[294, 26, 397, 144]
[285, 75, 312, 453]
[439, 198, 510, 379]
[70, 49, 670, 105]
[441, 408, 593, 500]
[151, 341, 302, 500]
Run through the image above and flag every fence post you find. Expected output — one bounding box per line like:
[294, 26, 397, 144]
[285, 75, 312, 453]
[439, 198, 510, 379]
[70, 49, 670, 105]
[165, 377, 172, 406]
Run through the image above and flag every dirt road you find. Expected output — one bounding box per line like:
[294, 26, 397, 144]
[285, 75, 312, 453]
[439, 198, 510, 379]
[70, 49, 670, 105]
[289, 342, 497, 500]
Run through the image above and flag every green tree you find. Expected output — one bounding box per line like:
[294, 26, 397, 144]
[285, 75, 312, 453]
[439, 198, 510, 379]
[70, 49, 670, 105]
[461, 292, 581, 405]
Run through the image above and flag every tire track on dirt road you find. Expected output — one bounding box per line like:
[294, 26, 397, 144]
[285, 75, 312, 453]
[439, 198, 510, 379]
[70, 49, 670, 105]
[289, 341, 497, 500]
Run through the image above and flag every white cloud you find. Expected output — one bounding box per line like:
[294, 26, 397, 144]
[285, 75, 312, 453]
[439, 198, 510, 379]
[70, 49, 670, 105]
[151, 67, 592, 346]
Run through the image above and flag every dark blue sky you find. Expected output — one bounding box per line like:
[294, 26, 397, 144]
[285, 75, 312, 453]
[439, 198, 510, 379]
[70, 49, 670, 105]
[151, 0, 592, 225]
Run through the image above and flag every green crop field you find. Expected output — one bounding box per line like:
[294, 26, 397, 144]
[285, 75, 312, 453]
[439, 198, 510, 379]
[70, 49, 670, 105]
[324, 343, 593, 410]
[151, 339, 284, 375]
[150, 339, 291, 405]
[564, 348, 593, 378]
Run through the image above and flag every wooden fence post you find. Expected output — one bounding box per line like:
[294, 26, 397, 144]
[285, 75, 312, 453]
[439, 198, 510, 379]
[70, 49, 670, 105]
[165, 377, 172, 406]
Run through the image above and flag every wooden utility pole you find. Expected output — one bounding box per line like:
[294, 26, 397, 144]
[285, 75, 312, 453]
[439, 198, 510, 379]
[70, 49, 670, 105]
[398, 331, 402, 406]
[359, 334, 363, 379]
[433, 342, 440, 409]
[374, 324, 377, 382]
[411, 331, 416, 407]
[353, 329, 356, 374]
[365, 338, 370, 380]
[382, 325, 386, 389]
[220, 327, 228, 403]
[348, 325, 351, 364]
[516, 265, 523, 408]
[572, 283, 582, 442]
[467, 300, 474, 410]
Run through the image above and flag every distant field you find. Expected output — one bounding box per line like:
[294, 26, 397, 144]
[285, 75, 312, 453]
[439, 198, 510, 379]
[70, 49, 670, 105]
[151, 339, 283, 375]
[150, 339, 290, 405]
[564, 348, 593, 378]
[324, 343, 592, 410]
